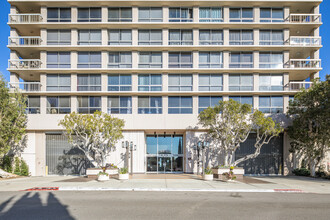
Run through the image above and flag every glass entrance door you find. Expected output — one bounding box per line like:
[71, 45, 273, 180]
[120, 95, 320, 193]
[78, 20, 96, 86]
[146, 135, 184, 173]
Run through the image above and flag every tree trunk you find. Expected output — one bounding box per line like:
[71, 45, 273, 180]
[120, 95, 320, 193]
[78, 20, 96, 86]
[310, 159, 316, 177]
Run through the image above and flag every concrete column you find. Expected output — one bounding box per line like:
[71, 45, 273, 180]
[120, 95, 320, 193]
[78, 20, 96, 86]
[163, 96, 168, 115]
[284, 7, 290, 21]
[102, 6, 108, 23]
[102, 29, 108, 45]
[192, 96, 198, 115]
[162, 29, 168, 46]
[41, 7, 47, 21]
[71, 96, 77, 112]
[163, 7, 169, 22]
[163, 51, 169, 69]
[72, 7, 78, 23]
[101, 74, 108, 91]
[132, 51, 138, 69]
[132, 29, 138, 45]
[132, 96, 138, 114]
[223, 29, 229, 45]
[253, 29, 259, 45]
[40, 73, 47, 92]
[283, 72, 289, 91]
[193, 51, 199, 69]
[132, 73, 138, 91]
[102, 51, 108, 69]
[253, 73, 259, 91]
[223, 73, 229, 91]
[10, 50, 19, 60]
[162, 73, 168, 92]
[40, 29, 47, 46]
[283, 51, 290, 67]
[253, 95, 259, 110]
[40, 96, 47, 115]
[72, 29, 78, 46]
[132, 6, 138, 22]
[10, 5, 18, 14]
[71, 51, 78, 69]
[40, 51, 47, 69]
[223, 51, 229, 68]
[193, 7, 199, 22]
[35, 132, 46, 176]
[283, 95, 289, 114]
[193, 73, 198, 91]
[10, 73, 19, 84]
[254, 7, 260, 23]
[253, 51, 259, 69]
[10, 28, 18, 38]
[284, 29, 290, 45]
[283, 132, 291, 175]
[71, 73, 77, 92]
[223, 7, 229, 23]
[102, 96, 107, 113]
[193, 29, 199, 46]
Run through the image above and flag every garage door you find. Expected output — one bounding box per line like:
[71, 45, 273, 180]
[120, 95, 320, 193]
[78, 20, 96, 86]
[46, 134, 92, 175]
[235, 134, 283, 175]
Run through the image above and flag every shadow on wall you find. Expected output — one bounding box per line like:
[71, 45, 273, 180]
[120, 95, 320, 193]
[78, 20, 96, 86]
[0, 192, 74, 220]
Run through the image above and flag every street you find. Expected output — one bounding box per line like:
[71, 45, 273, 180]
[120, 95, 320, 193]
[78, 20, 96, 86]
[0, 191, 329, 220]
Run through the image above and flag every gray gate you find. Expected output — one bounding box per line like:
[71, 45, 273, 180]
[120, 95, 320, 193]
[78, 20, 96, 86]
[46, 134, 92, 175]
[235, 134, 283, 175]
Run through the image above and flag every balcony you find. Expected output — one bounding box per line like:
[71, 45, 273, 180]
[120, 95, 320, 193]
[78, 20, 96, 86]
[8, 36, 42, 46]
[288, 82, 313, 91]
[8, 14, 43, 23]
[289, 37, 321, 46]
[9, 82, 41, 92]
[288, 59, 321, 69]
[8, 59, 42, 70]
[289, 14, 321, 23]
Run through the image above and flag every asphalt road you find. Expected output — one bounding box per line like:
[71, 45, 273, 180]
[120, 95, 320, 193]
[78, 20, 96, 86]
[0, 191, 329, 220]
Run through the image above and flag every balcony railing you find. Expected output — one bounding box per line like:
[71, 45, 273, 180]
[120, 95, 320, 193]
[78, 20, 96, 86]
[289, 14, 321, 23]
[8, 36, 42, 46]
[288, 82, 313, 91]
[290, 37, 321, 46]
[288, 59, 321, 69]
[8, 59, 42, 69]
[9, 82, 41, 92]
[8, 14, 43, 23]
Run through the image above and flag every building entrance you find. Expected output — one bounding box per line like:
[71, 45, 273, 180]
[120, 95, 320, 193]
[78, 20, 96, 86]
[146, 135, 184, 173]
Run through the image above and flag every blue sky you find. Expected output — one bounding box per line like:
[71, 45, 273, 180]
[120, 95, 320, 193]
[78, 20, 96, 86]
[0, 1, 328, 81]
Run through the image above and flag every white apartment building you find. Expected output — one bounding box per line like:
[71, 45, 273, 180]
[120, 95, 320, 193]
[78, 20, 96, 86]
[7, 0, 322, 176]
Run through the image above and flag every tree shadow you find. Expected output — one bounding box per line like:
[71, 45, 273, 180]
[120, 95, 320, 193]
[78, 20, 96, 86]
[0, 192, 74, 220]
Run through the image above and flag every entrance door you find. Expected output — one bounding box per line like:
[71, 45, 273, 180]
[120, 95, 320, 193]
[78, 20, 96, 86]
[146, 135, 184, 173]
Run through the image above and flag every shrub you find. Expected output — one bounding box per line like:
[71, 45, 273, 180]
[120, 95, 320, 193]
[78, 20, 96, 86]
[20, 159, 29, 176]
[204, 167, 213, 175]
[119, 167, 128, 174]
[14, 157, 21, 175]
[292, 168, 311, 176]
[2, 156, 13, 173]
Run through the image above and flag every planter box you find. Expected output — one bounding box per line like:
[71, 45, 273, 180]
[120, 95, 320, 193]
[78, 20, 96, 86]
[86, 168, 118, 177]
[97, 174, 109, 181]
[203, 174, 213, 181]
[118, 173, 129, 180]
[212, 167, 245, 179]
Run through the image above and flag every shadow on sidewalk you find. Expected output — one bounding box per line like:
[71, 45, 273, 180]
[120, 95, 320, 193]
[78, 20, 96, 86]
[0, 192, 74, 220]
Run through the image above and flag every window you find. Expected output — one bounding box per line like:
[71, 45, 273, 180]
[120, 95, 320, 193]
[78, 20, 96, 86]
[259, 52, 283, 68]
[229, 30, 253, 45]
[46, 74, 71, 91]
[139, 8, 162, 22]
[169, 30, 193, 45]
[229, 74, 253, 91]
[138, 74, 162, 91]
[78, 8, 101, 22]
[199, 74, 223, 91]
[108, 74, 132, 91]
[77, 74, 101, 91]
[138, 30, 162, 45]
[199, 8, 223, 22]
[259, 96, 283, 113]
[260, 8, 284, 22]
[259, 74, 283, 91]
[169, 52, 193, 68]
[47, 52, 70, 68]
[78, 30, 101, 45]
[229, 52, 253, 68]
[47, 8, 71, 22]
[229, 8, 253, 22]
[199, 52, 223, 68]
[47, 30, 71, 45]
[229, 96, 253, 106]
[199, 30, 223, 45]
[199, 96, 222, 113]
[77, 96, 101, 114]
[138, 97, 162, 114]
[26, 96, 40, 114]
[47, 96, 71, 114]
[169, 8, 193, 22]
[139, 52, 162, 68]
[108, 96, 132, 114]
[108, 30, 132, 45]
[108, 8, 132, 22]
[168, 97, 193, 114]
[168, 74, 192, 91]
[78, 52, 101, 68]
[108, 52, 132, 68]
[260, 30, 284, 45]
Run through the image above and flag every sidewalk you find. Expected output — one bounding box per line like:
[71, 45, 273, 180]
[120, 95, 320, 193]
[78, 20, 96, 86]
[0, 175, 329, 194]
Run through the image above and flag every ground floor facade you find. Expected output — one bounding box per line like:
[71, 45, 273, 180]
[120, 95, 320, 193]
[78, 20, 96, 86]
[21, 130, 295, 176]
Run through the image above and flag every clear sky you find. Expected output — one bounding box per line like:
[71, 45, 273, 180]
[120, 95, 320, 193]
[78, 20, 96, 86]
[0, 1, 328, 81]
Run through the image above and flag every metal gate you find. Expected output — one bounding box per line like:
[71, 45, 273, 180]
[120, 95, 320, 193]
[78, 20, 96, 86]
[235, 134, 283, 175]
[46, 134, 92, 175]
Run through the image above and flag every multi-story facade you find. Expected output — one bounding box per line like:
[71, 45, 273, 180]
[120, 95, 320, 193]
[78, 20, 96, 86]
[7, 0, 322, 176]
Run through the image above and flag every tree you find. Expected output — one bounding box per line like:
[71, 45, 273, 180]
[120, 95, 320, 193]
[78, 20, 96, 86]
[287, 75, 330, 176]
[59, 111, 125, 168]
[198, 99, 282, 167]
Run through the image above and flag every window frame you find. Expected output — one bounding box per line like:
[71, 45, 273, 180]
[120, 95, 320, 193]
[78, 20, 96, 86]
[47, 52, 71, 68]
[259, 96, 284, 113]
[198, 96, 223, 113]
[199, 30, 223, 45]
[108, 29, 132, 45]
[260, 8, 284, 23]
[229, 52, 254, 68]
[138, 74, 162, 91]
[168, 52, 193, 68]
[108, 74, 132, 91]
[228, 74, 254, 91]
[47, 8, 71, 22]
[138, 96, 163, 114]
[169, 30, 193, 45]
[199, 52, 223, 68]
[77, 74, 102, 91]
[229, 8, 254, 22]
[229, 30, 254, 45]
[168, 96, 193, 114]
[26, 96, 41, 114]
[77, 96, 102, 114]
[47, 30, 71, 45]
[78, 7, 102, 22]
[108, 52, 132, 68]
[138, 7, 163, 22]
[138, 30, 163, 45]
[78, 29, 102, 45]
[108, 96, 132, 114]
[259, 52, 284, 69]
[138, 52, 163, 68]
[46, 96, 71, 114]
[108, 7, 132, 22]
[199, 7, 223, 22]
[259, 30, 284, 45]
[168, 74, 193, 91]
[46, 74, 71, 91]
[259, 74, 284, 91]
[77, 52, 102, 68]
[198, 74, 223, 91]
[169, 8, 193, 22]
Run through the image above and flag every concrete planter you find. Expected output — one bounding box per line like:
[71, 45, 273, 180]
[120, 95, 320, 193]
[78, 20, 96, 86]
[119, 173, 129, 180]
[203, 174, 213, 181]
[97, 174, 109, 181]
[86, 168, 118, 176]
[212, 167, 245, 179]
[212, 168, 229, 175]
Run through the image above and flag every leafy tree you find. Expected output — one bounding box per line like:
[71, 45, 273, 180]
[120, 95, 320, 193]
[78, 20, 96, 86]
[198, 99, 282, 167]
[287, 75, 330, 176]
[59, 111, 125, 168]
